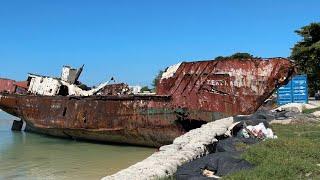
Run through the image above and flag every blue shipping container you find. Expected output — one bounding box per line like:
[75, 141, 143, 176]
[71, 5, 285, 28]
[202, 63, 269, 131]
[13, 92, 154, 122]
[277, 75, 308, 105]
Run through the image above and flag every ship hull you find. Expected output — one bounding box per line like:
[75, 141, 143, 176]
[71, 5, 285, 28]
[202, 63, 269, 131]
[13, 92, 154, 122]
[0, 58, 295, 147]
[0, 94, 224, 147]
[24, 122, 180, 147]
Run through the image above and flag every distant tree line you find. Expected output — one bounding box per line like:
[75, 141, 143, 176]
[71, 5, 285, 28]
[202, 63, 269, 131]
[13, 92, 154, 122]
[214, 52, 257, 60]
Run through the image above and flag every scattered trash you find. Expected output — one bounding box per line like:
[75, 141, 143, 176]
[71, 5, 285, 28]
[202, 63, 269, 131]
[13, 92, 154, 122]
[242, 123, 277, 140]
[230, 118, 277, 140]
[239, 129, 250, 138]
[305, 172, 312, 177]
[202, 169, 220, 179]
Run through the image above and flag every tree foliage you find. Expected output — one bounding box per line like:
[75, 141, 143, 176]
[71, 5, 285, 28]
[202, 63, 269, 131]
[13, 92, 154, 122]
[230, 52, 254, 59]
[152, 70, 164, 92]
[140, 86, 151, 92]
[291, 22, 320, 95]
[214, 52, 255, 60]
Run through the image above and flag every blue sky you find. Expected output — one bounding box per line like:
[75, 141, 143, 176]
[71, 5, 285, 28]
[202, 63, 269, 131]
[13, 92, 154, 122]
[0, 0, 319, 86]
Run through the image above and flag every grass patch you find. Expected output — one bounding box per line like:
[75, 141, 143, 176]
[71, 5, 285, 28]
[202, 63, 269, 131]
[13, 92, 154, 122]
[225, 123, 320, 180]
[234, 141, 251, 152]
[302, 106, 320, 114]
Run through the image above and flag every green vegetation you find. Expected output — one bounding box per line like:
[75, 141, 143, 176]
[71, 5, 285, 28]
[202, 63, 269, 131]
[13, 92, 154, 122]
[291, 22, 320, 95]
[226, 123, 320, 179]
[152, 70, 164, 92]
[140, 86, 151, 92]
[214, 52, 256, 60]
[234, 141, 251, 152]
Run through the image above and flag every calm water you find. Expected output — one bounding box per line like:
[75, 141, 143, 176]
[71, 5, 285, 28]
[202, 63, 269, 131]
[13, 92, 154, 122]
[0, 111, 155, 180]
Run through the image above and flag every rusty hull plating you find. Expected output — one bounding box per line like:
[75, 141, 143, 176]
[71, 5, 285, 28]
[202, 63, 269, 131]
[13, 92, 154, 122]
[0, 58, 294, 147]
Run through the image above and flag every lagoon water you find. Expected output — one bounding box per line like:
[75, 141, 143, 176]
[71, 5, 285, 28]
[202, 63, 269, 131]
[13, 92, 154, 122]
[0, 111, 155, 180]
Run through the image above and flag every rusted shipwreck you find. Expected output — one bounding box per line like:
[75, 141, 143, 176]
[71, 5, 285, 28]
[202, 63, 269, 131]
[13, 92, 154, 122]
[0, 58, 294, 147]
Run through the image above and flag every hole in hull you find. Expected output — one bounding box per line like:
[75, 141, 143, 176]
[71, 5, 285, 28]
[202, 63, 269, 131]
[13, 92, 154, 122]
[175, 119, 207, 132]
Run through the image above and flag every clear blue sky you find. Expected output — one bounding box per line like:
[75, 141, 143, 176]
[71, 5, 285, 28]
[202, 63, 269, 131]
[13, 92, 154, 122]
[0, 0, 319, 86]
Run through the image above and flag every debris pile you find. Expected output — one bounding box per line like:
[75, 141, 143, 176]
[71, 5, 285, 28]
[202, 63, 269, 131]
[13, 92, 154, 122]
[23, 65, 134, 96]
[96, 83, 131, 96]
[27, 65, 114, 96]
[239, 123, 277, 139]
